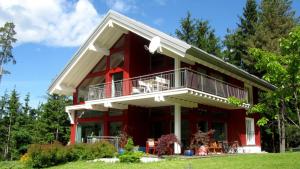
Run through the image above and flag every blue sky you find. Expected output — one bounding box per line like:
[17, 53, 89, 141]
[0, 0, 299, 107]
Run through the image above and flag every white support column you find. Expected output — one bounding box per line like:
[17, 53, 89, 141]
[174, 103, 181, 154]
[174, 57, 181, 88]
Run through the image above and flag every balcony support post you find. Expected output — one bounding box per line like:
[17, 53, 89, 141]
[174, 57, 181, 88]
[174, 103, 181, 154]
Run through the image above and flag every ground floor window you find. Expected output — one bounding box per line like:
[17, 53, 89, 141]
[76, 122, 103, 143]
[212, 122, 227, 141]
[109, 121, 122, 136]
[246, 117, 255, 145]
[198, 121, 208, 132]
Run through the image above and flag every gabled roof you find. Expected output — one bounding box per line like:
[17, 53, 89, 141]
[48, 10, 275, 96]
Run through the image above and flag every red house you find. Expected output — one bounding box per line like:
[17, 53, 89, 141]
[48, 11, 274, 154]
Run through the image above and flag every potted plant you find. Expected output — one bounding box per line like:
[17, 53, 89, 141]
[156, 134, 179, 157]
[189, 129, 215, 156]
[118, 126, 128, 155]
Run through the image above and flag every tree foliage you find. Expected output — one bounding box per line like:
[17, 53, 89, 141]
[176, 11, 222, 57]
[249, 26, 300, 152]
[0, 91, 72, 160]
[224, 0, 258, 71]
[224, 0, 298, 76]
[0, 22, 17, 83]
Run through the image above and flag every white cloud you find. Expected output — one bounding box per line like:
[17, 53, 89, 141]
[105, 0, 137, 13]
[0, 0, 104, 47]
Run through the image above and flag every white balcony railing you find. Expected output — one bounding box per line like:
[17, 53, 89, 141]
[87, 68, 248, 101]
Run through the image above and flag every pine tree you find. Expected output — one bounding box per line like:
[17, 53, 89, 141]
[4, 89, 21, 160]
[0, 22, 17, 84]
[38, 94, 72, 144]
[175, 12, 196, 45]
[176, 11, 222, 57]
[223, 0, 258, 71]
[248, 0, 299, 53]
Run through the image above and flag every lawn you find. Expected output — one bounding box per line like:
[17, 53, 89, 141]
[1, 153, 300, 169]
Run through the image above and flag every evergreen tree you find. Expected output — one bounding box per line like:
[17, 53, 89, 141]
[175, 12, 196, 45]
[38, 94, 72, 144]
[3, 89, 21, 160]
[248, 0, 299, 53]
[0, 22, 17, 83]
[223, 0, 258, 72]
[176, 12, 222, 57]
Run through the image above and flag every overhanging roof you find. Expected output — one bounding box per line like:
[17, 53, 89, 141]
[48, 10, 275, 96]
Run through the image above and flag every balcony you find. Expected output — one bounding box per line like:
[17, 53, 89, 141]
[87, 68, 248, 104]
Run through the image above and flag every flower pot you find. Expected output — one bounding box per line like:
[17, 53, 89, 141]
[184, 149, 194, 156]
[118, 148, 125, 155]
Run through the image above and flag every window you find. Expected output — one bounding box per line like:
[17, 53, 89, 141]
[112, 35, 125, 49]
[109, 122, 122, 136]
[198, 121, 208, 132]
[91, 56, 107, 73]
[77, 76, 105, 101]
[246, 118, 255, 145]
[212, 122, 227, 141]
[110, 51, 124, 68]
[76, 122, 103, 143]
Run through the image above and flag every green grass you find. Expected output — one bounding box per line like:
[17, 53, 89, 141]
[1, 153, 300, 169]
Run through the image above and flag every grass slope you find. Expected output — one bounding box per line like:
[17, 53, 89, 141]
[1, 153, 300, 169]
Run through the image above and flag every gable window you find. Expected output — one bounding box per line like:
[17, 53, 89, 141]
[91, 56, 107, 73]
[245, 117, 255, 145]
[78, 76, 105, 102]
[110, 51, 124, 68]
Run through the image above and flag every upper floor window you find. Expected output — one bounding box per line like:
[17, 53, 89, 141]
[112, 35, 125, 49]
[91, 56, 107, 73]
[110, 51, 124, 68]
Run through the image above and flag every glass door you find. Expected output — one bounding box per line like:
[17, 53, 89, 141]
[246, 118, 255, 145]
[111, 72, 123, 97]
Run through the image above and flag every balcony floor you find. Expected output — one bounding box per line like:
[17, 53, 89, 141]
[82, 88, 248, 110]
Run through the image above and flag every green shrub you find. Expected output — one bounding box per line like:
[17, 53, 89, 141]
[119, 138, 143, 163]
[124, 138, 134, 152]
[26, 141, 117, 168]
[119, 151, 143, 163]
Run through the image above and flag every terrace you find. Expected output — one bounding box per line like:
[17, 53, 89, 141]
[84, 68, 249, 108]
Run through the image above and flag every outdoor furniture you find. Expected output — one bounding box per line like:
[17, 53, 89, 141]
[228, 141, 239, 153]
[208, 141, 223, 154]
[138, 80, 153, 93]
[146, 139, 157, 154]
[154, 76, 170, 91]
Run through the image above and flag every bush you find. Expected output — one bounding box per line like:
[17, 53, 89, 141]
[119, 138, 144, 163]
[119, 151, 143, 163]
[25, 141, 117, 168]
[124, 138, 134, 152]
[156, 134, 178, 156]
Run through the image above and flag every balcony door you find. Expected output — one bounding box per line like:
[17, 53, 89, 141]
[111, 72, 123, 97]
[246, 118, 255, 145]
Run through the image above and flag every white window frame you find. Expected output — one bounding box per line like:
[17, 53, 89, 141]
[245, 117, 255, 145]
[244, 84, 253, 104]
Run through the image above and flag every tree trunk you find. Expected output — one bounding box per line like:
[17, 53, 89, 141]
[4, 114, 12, 159]
[294, 91, 300, 126]
[272, 125, 275, 153]
[278, 101, 286, 153]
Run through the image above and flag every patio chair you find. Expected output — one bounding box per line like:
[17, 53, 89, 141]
[154, 76, 170, 91]
[146, 138, 156, 154]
